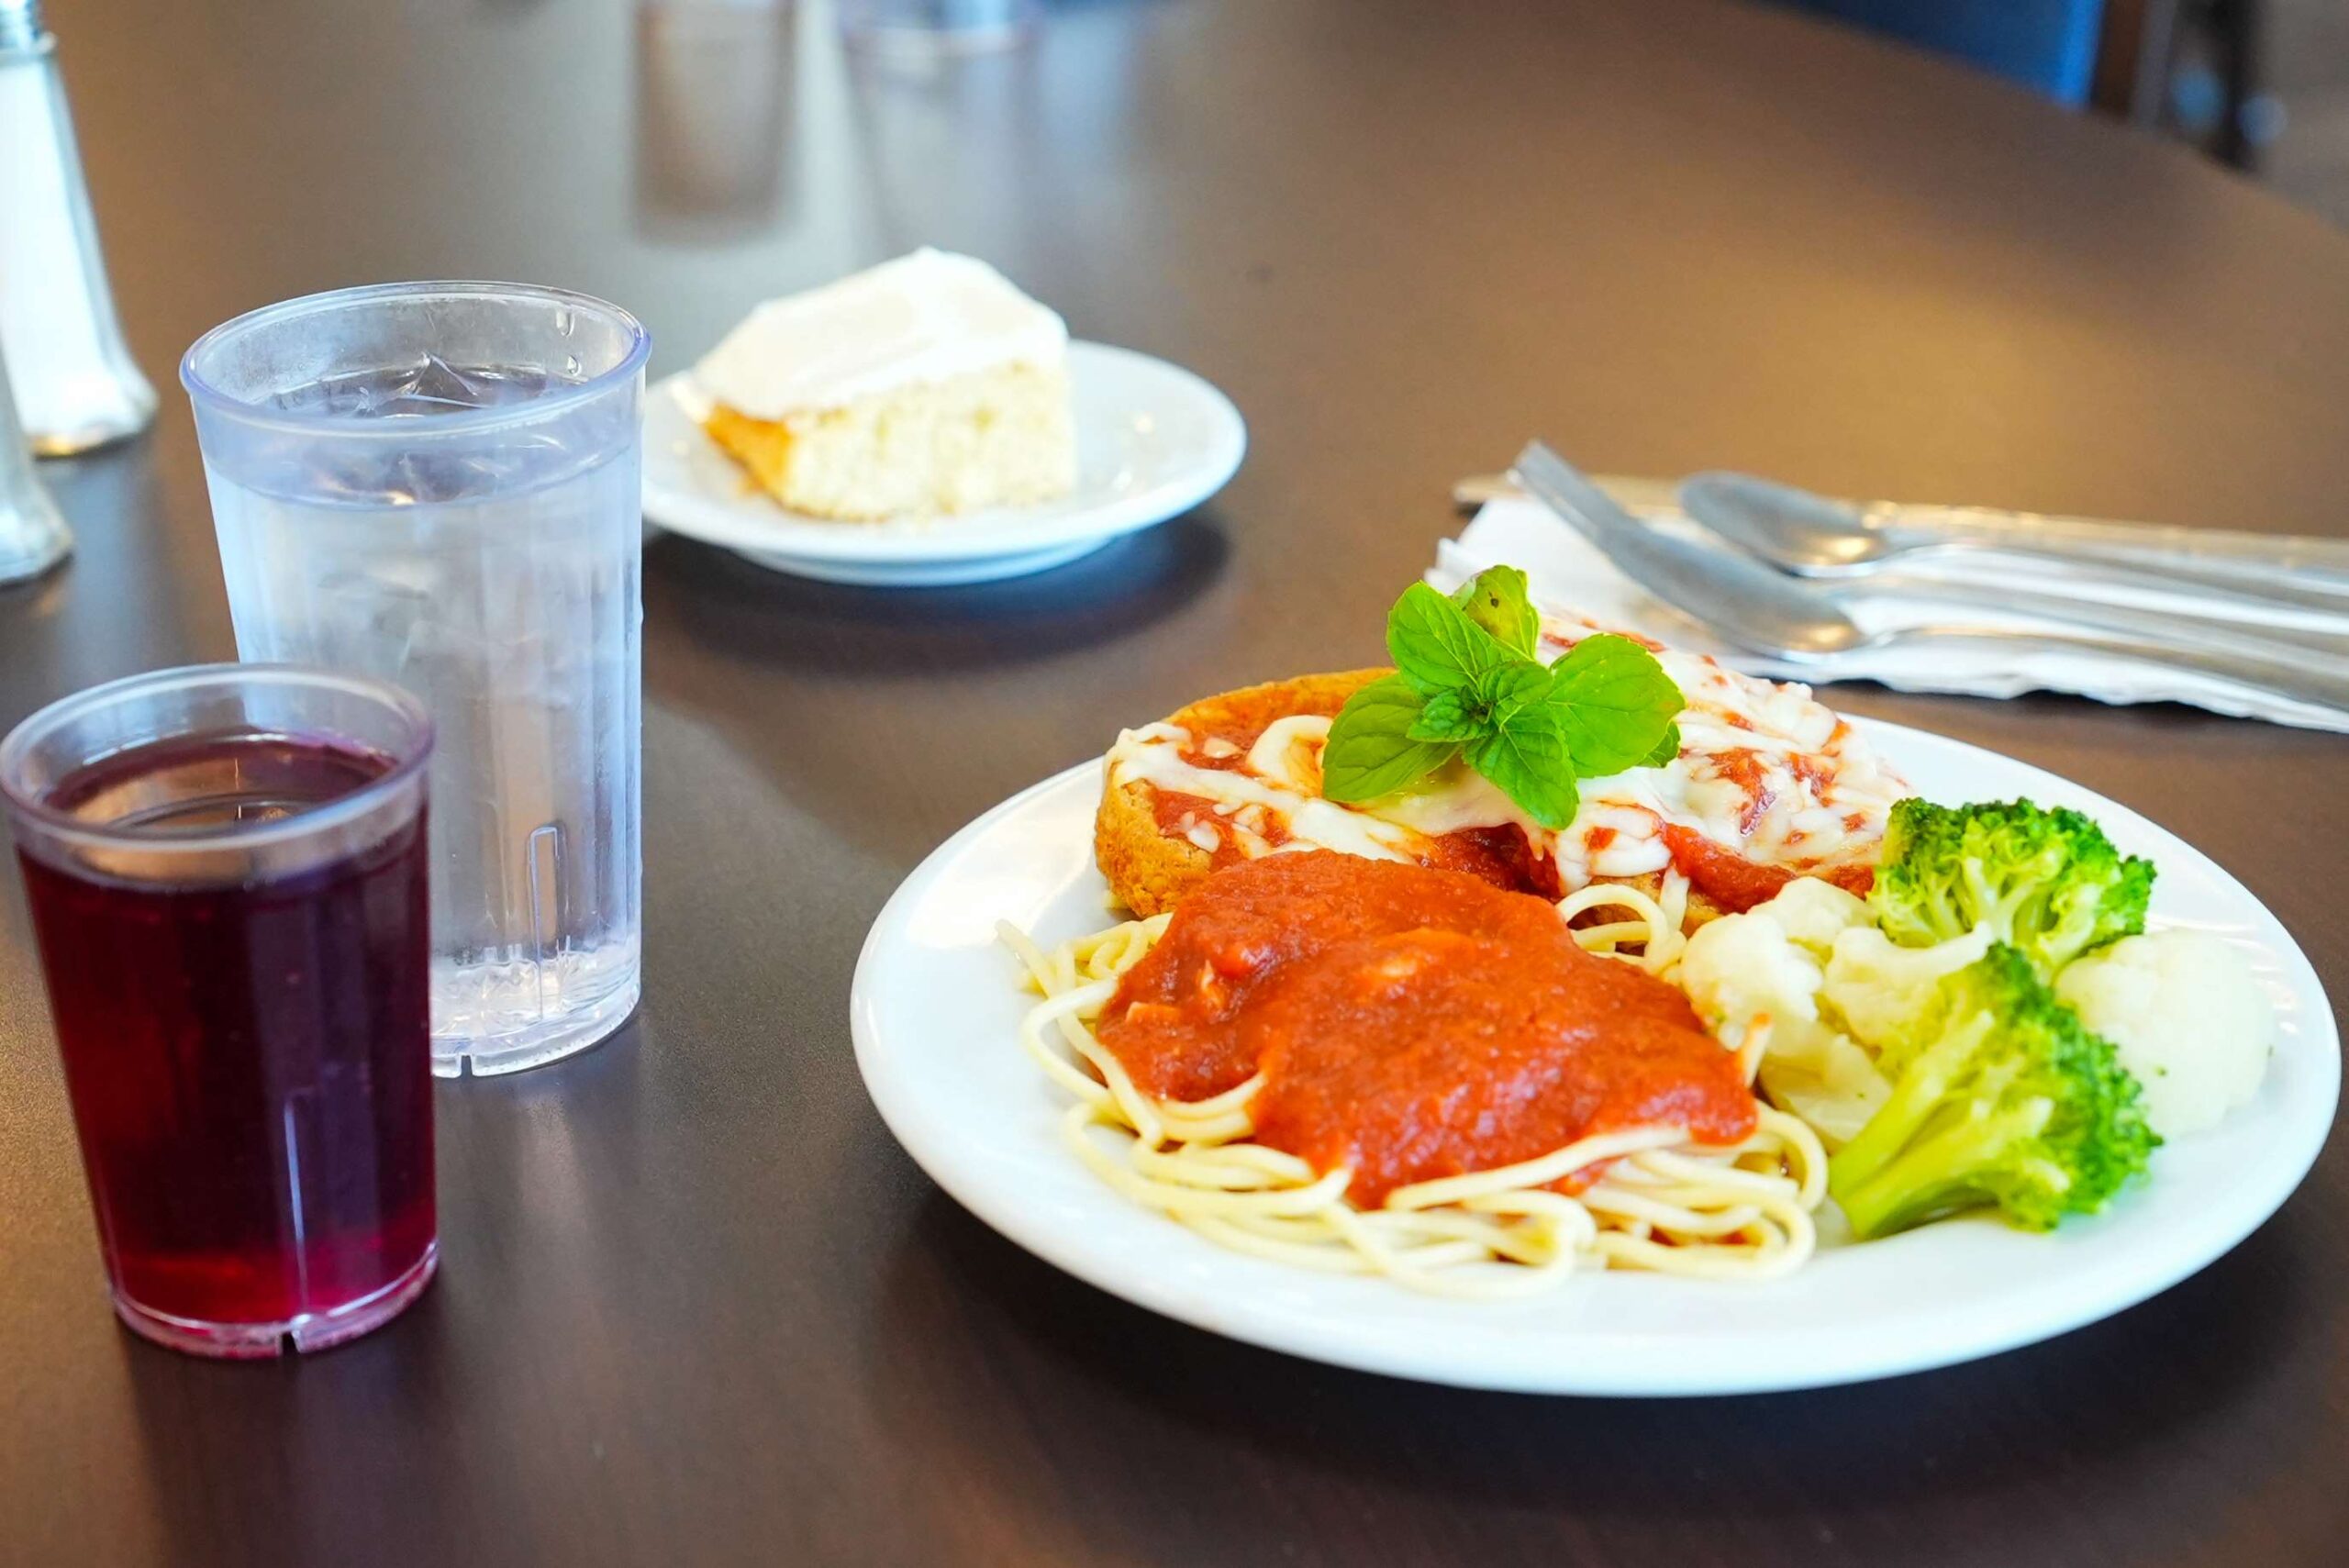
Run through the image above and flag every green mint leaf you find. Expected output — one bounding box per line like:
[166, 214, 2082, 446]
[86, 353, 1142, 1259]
[1464, 707, 1580, 829]
[1448, 566, 1542, 660]
[1321, 675, 1456, 802]
[1641, 720, 1681, 769]
[1543, 634, 1685, 777]
[1407, 687, 1486, 744]
[1481, 661, 1555, 724]
[1387, 582, 1510, 696]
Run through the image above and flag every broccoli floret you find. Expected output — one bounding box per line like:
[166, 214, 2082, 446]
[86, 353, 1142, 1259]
[1871, 798, 2154, 980]
[1828, 944, 2158, 1239]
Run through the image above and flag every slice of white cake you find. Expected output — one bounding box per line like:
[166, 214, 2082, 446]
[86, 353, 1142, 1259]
[694, 249, 1077, 521]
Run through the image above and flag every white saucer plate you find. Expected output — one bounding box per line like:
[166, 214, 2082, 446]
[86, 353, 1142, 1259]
[849, 718, 2339, 1396]
[643, 341, 1244, 585]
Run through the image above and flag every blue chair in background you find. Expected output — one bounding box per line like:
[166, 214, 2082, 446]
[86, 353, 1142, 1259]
[1776, 0, 2109, 106]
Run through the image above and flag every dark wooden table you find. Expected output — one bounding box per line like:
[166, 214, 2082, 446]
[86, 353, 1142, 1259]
[5, 1, 2345, 1563]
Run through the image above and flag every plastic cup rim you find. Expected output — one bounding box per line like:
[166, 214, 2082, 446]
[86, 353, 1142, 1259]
[179, 280, 651, 439]
[0, 662, 436, 857]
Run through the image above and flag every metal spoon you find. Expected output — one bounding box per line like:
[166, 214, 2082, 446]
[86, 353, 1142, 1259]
[1511, 442, 2349, 722]
[1462, 468, 2342, 651]
[1680, 471, 2349, 615]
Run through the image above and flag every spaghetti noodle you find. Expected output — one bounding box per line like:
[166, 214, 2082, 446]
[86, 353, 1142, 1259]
[1001, 861, 1825, 1295]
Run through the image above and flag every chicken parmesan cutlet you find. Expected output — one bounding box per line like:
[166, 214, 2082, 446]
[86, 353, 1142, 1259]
[1095, 617, 1905, 922]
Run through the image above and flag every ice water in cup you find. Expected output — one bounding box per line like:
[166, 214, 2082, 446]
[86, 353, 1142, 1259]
[184, 284, 649, 1076]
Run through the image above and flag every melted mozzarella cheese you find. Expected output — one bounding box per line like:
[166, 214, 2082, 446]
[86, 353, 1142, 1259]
[1245, 716, 1335, 791]
[1549, 622, 1905, 877]
[1104, 624, 1906, 890]
[1367, 760, 1546, 840]
[1106, 725, 1418, 862]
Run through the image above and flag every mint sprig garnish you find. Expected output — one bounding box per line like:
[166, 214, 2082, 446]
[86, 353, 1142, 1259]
[1320, 567, 1685, 829]
[1542, 633, 1687, 776]
[1448, 563, 1542, 659]
[1386, 582, 1509, 692]
[1318, 674, 1453, 801]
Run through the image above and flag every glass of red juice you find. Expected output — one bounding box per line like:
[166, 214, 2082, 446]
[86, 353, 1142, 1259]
[0, 664, 436, 1357]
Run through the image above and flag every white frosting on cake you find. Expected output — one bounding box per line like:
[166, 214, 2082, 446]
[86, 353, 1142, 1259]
[693, 249, 1069, 417]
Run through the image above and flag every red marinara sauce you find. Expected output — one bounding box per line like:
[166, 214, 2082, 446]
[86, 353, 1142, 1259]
[1094, 851, 1757, 1206]
[1658, 824, 1876, 914]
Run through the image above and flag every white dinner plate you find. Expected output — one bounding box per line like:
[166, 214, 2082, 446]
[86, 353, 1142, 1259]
[849, 717, 2339, 1396]
[643, 341, 1245, 584]
[729, 539, 1117, 587]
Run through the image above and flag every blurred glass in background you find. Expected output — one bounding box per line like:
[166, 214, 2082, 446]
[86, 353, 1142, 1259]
[635, 0, 798, 240]
[840, 0, 1039, 56]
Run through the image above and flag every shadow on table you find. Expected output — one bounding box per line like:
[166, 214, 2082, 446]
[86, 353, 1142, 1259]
[642, 511, 1229, 680]
[637, 511, 1230, 870]
[102, 1013, 678, 1565]
[865, 1189, 2322, 1562]
[0, 439, 229, 726]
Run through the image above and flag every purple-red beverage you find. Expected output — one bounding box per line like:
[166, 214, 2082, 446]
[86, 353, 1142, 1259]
[2, 667, 436, 1357]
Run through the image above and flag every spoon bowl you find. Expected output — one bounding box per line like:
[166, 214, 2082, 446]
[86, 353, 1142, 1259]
[1680, 472, 1895, 573]
[1679, 469, 2349, 617]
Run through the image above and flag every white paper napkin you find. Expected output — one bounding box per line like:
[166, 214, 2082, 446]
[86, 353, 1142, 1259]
[1431, 496, 2349, 734]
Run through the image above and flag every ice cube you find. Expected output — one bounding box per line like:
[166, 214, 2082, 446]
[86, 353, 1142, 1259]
[400, 353, 498, 413]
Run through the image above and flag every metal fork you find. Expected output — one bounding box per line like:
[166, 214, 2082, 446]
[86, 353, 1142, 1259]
[1508, 441, 2349, 722]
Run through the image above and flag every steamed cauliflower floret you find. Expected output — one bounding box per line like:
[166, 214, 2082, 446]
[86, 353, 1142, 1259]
[1679, 890, 1891, 1149]
[1762, 1033, 1894, 1149]
[1680, 906, 1831, 1047]
[1677, 878, 1872, 1042]
[1822, 924, 1994, 1052]
[1759, 876, 1873, 957]
[2054, 929, 2274, 1137]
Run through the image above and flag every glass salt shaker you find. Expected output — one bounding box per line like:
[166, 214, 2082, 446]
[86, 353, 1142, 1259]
[0, 335, 72, 584]
[0, 0, 156, 455]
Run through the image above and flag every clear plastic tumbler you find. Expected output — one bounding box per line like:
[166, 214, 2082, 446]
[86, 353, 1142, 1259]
[183, 284, 649, 1077]
[1, 665, 436, 1355]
